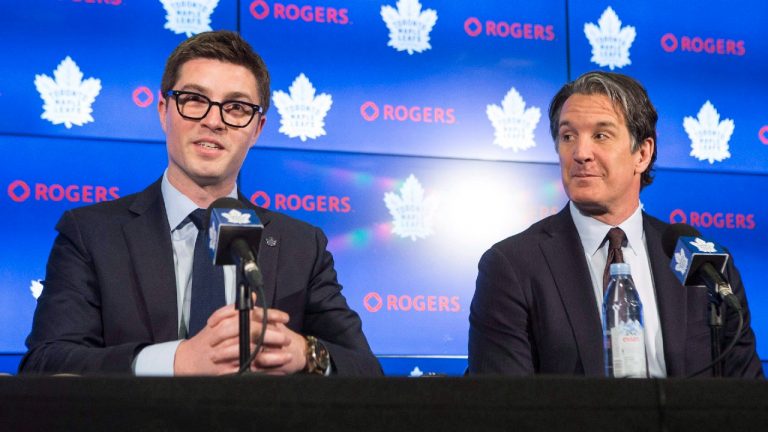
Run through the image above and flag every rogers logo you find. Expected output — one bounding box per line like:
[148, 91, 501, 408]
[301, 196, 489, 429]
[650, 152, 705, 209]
[363, 291, 461, 313]
[759, 125, 768, 145]
[660, 33, 745, 56]
[250, 191, 351, 213]
[669, 209, 756, 230]
[464, 17, 554, 41]
[7, 180, 119, 203]
[249, 0, 349, 24]
[360, 101, 456, 124]
[132, 86, 153, 108]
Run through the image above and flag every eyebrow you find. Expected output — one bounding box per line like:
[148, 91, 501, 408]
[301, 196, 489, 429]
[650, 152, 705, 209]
[177, 84, 256, 102]
[558, 120, 620, 130]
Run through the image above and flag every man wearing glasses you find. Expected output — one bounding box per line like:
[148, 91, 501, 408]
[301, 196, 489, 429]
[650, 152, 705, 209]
[20, 31, 381, 377]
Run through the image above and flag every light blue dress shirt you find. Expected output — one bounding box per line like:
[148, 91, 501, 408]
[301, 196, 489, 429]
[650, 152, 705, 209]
[133, 171, 238, 376]
[569, 201, 667, 377]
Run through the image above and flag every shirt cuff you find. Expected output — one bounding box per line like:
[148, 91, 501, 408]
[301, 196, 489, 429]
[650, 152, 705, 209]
[132, 340, 183, 376]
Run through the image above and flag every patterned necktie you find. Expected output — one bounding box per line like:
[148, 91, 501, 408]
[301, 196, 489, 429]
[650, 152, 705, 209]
[602, 227, 627, 293]
[187, 209, 225, 337]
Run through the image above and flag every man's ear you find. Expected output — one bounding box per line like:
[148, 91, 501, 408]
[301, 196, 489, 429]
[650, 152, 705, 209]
[158, 91, 168, 134]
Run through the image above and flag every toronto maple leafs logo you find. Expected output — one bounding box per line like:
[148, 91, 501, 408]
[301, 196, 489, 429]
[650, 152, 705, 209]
[673, 248, 689, 275]
[381, 0, 438, 55]
[584, 6, 636, 70]
[486, 87, 541, 151]
[221, 209, 252, 224]
[689, 237, 716, 253]
[273, 73, 333, 142]
[208, 224, 219, 251]
[30, 279, 44, 300]
[683, 101, 734, 164]
[384, 174, 440, 241]
[34, 56, 101, 129]
[160, 0, 219, 37]
[409, 367, 424, 377]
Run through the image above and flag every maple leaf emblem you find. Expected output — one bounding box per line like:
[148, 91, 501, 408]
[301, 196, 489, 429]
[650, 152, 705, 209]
[486, 87, 541, 151]
[689, 237, 716, 253]
[409, 367, 424, 377]
[221, 209, 252, 224]
[208, 224, 219, 251]
[34, 56, 101, 129]
[584, 6, 636, 70]
[273, 73, 333, 142]
[384, 174, 440, 241]
[673, 248, 689, 275]
[381, 0, 438, 55]
[30, 279, 44, 300]
[683, 101, 734, 164]
[160, 0, 220, 37]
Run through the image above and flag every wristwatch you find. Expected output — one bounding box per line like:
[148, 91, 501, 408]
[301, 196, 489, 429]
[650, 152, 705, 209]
[304, 335, 331, 375]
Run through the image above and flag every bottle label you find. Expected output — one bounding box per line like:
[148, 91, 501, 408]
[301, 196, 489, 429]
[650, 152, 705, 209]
[610, 319, 647, 378]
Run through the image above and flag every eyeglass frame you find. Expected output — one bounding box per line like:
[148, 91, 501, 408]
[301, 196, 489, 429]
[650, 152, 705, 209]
[164, 89, 264, 128]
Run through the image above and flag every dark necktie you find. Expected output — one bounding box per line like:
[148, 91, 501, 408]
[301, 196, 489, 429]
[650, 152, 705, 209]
[187, 209, 225, 337]
[602, 227, 627, 293]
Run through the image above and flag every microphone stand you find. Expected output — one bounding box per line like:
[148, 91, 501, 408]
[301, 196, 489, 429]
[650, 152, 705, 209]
[235, 260, 253, 371]
[707, 291, 723, 377]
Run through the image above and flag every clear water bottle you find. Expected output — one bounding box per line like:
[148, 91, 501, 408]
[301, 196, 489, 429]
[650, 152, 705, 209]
[603, 263, 648, 378]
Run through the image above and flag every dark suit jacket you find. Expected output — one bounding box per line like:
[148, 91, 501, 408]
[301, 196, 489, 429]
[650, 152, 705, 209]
[469, 205, 763, 378]
[20, 179, 381, 376]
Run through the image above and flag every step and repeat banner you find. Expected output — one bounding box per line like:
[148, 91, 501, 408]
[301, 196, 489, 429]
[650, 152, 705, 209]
[0, 0, 766, 374]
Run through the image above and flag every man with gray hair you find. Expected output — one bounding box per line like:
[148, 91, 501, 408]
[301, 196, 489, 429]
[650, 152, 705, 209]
[468, 71, 762, 378]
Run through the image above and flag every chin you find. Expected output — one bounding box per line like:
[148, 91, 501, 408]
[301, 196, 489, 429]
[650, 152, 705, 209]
[570, 199, 608, 217]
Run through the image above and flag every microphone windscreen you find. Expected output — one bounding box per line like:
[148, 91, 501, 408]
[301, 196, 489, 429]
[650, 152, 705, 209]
[205, 197, 245, 229]
[662, 223, 702, 258]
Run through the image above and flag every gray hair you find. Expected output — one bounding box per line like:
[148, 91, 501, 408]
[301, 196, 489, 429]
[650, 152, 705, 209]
[548, 71, 658, 187]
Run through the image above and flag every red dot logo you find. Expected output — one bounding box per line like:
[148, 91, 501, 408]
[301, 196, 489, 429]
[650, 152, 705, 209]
[132, 86, 154, 108]
[759, 125, 768, 145]
[363, 292, 383, 313]
[464, 17, 482, 37]
[360, 101, 379, 122]
[7, 180, 31, 203]
[250, 191, 271, 209]
[660, 33, 678, 53]
[669, 209, 687, 224]
[250, 0, 270, 20]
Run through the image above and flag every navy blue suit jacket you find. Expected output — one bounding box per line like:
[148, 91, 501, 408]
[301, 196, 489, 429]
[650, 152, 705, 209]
[20, 179, 381, 376]
[469, 205, 763, 378]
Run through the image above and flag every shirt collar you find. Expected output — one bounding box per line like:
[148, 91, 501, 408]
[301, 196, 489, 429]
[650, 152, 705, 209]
[569, 201, 644, 257]
[160, 169, 238, 231]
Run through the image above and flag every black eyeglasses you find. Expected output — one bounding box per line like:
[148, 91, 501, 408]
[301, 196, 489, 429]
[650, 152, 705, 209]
[165, 90, 263, 128]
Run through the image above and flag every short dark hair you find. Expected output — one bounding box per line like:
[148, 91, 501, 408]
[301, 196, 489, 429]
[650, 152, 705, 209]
[161, 30, 271, 113]
[548, 71, 657, 188]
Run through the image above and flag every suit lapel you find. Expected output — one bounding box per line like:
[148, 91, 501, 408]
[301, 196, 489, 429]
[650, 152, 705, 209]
[123, 180, 179, 342]
[540, 207, 605, 376]
[644, 215, 687, 376]
[241, 195, 277, 307]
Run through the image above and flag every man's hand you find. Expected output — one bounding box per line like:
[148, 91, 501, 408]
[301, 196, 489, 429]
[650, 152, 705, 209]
[173, 300, 308, 375]
[248, 306, 308, 375]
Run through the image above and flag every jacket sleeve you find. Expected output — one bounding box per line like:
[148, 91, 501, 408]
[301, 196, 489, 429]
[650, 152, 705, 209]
[301, 227, 382, 377]
[468, 246, 536, 375]
[18, 211, 146, 375]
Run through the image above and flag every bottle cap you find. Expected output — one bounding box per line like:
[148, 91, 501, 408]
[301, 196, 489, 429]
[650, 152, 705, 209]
[609, 262, 631, 276]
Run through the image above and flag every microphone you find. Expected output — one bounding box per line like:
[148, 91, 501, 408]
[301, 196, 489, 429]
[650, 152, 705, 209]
[206, 197, 264, 289]
[661, 223, 740, 311]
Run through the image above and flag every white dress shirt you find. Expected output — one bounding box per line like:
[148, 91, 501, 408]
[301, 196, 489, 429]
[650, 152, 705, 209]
[569, 201, 667, 377]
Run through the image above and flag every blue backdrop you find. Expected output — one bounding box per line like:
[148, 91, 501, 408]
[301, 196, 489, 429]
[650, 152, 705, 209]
[1, 0, 765, 375]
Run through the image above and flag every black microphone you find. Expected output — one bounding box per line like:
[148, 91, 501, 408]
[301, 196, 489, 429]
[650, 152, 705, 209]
[205, 197, 264, 289]
[662, 223, 740, 311]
